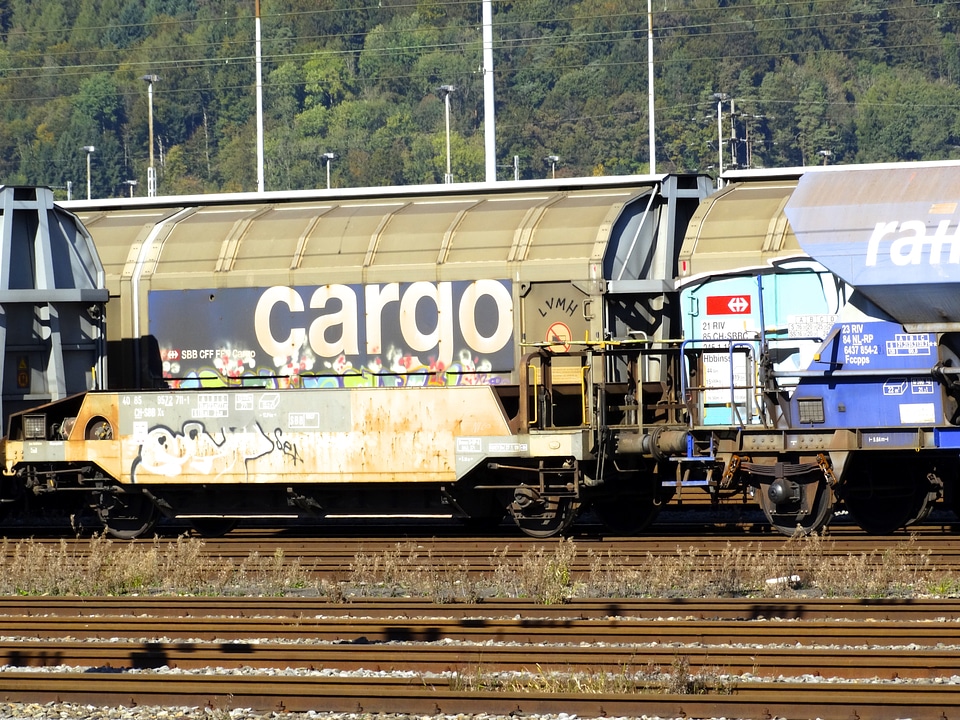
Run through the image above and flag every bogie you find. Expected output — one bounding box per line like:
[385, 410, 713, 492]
[95, 491, 159, 540]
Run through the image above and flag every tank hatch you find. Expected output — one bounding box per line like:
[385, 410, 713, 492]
[783, 163, 960, 332]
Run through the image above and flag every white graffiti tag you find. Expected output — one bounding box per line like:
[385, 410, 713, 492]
[133, 422, 274, 482]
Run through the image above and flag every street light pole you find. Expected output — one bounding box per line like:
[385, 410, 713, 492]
[545, 155, 559, 179]
[647, 0, 656, 173]
[322, 152, 337, 189]
[124, 179, 138, 198]
[254, 0, 264, 193]
[82, 146, 95, 200]
[141, 74, 160, 196]
[438, 85, 456, 183]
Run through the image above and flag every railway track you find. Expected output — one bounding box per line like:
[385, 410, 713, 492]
[8, 612, 960, 646]
[2, 597, 960, 719]
[4, 636, 958, 679]
[11, 595, 960, 621]
[6, 526, 960, 571]
[4, 672, 959, 720]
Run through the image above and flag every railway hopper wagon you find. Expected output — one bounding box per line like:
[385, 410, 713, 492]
[0, 175, 716, 538]
[678, 160, 960, 534]
[7, 161, 960, 540]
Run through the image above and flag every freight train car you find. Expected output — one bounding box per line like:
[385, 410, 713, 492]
[677, 161, 960, 534]
[0, 174, 714, 537]
[5, 161, 960, 539]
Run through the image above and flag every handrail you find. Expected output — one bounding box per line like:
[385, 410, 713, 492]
[580, 363, 590, 426]
[529, 361, 540, 426]
[679, 337, 761, 428]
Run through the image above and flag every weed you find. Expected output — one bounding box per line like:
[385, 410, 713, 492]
[0, 534, 311, 596]
[452, 657, 734, 696]
[0, 530, 949, 599]
[488, 538, 578, 603]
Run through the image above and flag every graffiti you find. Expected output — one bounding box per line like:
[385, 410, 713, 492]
[273, 428, 303, 465]
[164, 347, 505, 390]
[132, 421, 274, 482]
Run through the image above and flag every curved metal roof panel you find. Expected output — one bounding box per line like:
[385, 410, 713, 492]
[678, 179, 801, 281]
[784, 163, 960, 330]
[74, 184, 659, 290]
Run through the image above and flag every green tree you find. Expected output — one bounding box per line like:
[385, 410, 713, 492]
[856, 71, 960, 162]
[74, 74, 125, 132]
[303, 48, 355, 109]
[359, 13, 439, 95]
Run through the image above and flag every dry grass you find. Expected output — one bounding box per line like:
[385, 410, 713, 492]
[485, 537, 578, 603]
[451, 655, 735, 695]
[346, 532, 943, 602]
[573, 532, 937, 599]
[0, 534, 308, 596]
[0, 531, 948, 599]
[349, 541, 482, 602]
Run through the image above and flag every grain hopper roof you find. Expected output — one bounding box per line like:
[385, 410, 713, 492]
[784, 161, 960, 331]
[678, 179, 801, 281]
[71, 180, 663, 290]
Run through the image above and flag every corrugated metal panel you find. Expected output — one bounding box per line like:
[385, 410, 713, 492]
[524, 191, 636, 261]
[370, 199, 472, 267]
[444, 198, 519, 263]
[131, 187, 658, 286]
[158, 207, 262, 275]
[678, 180, 800, 279]
[784, 164, 960, 330]
[300, 203, 397, 272]
[76, 209, 176, 294]
[233, 205, 329, 273]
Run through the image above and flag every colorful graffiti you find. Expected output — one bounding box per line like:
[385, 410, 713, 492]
[162, 343, 505, 390]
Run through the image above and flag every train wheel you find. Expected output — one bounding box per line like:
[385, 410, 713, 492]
[757, 475, 833, 536]
[592, 496, 661, 535]
[511, 494, 579, 538]
[842, 458, 939, 534]
[97, 493, 159, 539]
[189, 518, 239, 537]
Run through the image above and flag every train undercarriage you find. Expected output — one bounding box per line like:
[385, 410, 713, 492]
[3, 340, 954, 540]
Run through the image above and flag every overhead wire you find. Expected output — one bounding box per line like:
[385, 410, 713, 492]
[3, 1, 959, 168]
[6, 0, 956, 78]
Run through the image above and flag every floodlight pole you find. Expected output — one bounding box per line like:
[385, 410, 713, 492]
[322, 152, 337, 189]
[141, 74, 160, 196]
[254, 0, 264, 192]
[545, 155, 559, 179]
[713, 92, 729, 180]
[82, 145, 96, 200]
[438, 85, 456, 183]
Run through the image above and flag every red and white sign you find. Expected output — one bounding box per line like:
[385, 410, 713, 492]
[545, 321, 572, 352]
[706, 295, 751, 315]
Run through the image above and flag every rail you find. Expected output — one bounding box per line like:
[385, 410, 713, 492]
[4, 594, 960, 719]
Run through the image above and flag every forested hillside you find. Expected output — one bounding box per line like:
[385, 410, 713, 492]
[1, 0, 959, 198]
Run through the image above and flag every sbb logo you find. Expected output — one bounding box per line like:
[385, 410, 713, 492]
[166, 349, 180, 360]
